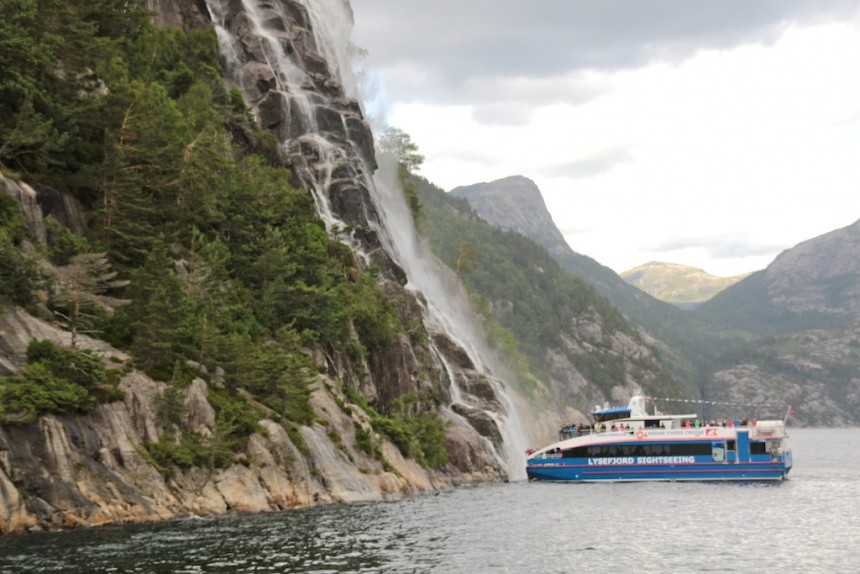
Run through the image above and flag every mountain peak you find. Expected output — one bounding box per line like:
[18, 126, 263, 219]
[451, 175, 538, 195]
[450, 175, 567, 251]
[621, 262, 749, 306]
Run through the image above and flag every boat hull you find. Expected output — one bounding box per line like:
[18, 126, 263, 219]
[526, 460, 791, 482]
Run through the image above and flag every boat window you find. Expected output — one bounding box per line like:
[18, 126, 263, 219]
[726, 440, 736, 451]
[562, 442, 713, 458]
[750, 442, 767, 455]
[666, 443, 713, 456]
[593, 411, 631, 424]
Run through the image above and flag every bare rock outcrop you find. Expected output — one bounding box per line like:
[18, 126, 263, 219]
[0, 0, 523, 533]
[1, 175, 46, 247]
[0, 303, 511, 533]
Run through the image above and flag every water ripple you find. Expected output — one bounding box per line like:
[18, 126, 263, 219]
[1, 429, 858, 573]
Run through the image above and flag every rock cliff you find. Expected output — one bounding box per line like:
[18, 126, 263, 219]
[452, 176, 569, 255]
[700, 219, 860, 332]
[0, 0, 520, 533]
[0, 300, 505, 533]
[198, 0, 519, 471]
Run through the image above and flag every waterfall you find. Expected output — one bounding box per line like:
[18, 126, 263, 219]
[204, 0, 528, 479]
[371, 154, 529, 480]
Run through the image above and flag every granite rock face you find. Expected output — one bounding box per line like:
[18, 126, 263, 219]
[452, 176, 568, 254]
[0, 0, 516, 533]
[762, 220, 860, 316]
[0, 175, 47, 248]
[0, 305, 507, 533]
[206, 0, 380, 236]
[201, 0, 515, 479]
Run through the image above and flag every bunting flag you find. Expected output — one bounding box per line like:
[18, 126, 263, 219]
[644, 396, 791, 410]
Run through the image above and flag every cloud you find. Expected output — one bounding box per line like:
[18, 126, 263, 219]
[470, 102, 534, 126]
[540, 146, 634, 179]
[463, 74, 610, 124]
[351, 2, 860, 276]
[351, 0, 860, 106]
[652, 235, 788, 260]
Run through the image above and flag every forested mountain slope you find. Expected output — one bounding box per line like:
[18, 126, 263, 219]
[698, 220, 860, 425]
[0, 0, 513, 533]
[451, 176, 733, 395]
[413, 175, 684, 420]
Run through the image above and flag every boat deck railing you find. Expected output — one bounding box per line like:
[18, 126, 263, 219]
[558, 419, 760, 441]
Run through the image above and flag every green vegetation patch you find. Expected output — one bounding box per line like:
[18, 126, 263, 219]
[342, 385, 449, 468]
[0, 339, 122, 424]
[411, 175, 635, 386]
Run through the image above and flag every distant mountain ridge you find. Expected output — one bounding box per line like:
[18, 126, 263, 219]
[698, 218, 860, 335]
[451, 176, 730, 397]
[451, 176, 665, 303]
[695, 218, 860, 425]
[621, 261, 749, 307]
[451, 175, 860, 425]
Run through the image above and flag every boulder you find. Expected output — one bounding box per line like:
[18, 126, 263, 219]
[451, 403, 504, 448]
[1, 174, 46, 246]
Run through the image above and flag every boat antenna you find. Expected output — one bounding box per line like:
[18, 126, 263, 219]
[783, 405, 796, 425]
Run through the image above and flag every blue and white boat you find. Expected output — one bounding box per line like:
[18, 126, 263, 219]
[526, 395, 793, 482]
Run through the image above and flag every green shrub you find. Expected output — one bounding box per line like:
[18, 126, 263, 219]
[287, 424, 310, 456]
[0, 340, 123, 424]
[0, 363, 93, 423]
[0, 227, 41, 306]
[143, 432, 216, 477]
[208, 388, 261, 455]
[340, 387, 449, 468]
[354, 425, 378, 457]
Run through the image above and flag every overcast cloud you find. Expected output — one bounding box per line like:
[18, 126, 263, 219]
[349, 1, 860, 276]
[353, 0, 858, 103]
[539, 146, 634, 179]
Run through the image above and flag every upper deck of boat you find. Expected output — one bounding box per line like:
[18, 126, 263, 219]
[540, 395, 788, 456]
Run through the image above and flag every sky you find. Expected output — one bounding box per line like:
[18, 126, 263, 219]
[348, 0, 860, 277]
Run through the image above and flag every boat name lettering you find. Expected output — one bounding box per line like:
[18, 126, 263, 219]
[636, 456, 695, 464]
[642, 429, 714, 437]
[588, 457, 635, 465]
[586, 456, 696, 465]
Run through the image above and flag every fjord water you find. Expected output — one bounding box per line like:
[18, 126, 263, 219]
[2, 428, 857, 573]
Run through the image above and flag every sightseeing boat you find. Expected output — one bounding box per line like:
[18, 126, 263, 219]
[526, 395, 793, 482]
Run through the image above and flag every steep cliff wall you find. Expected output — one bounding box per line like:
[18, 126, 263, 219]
[0, 302, 505, 533]
[199, 0, 525, 471]
[0, 0, 522, 533]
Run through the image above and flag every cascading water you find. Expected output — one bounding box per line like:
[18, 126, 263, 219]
[204, 0, 528, 479]
[370, 157, 530, 477]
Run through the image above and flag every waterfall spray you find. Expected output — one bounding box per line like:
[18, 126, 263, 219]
[205, 0, 529, 479]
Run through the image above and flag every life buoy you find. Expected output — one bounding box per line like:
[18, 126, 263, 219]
[636, 430, 647, 439]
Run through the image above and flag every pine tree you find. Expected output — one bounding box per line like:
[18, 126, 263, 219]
[129, 237, 191, 379]
[49, 252, 129, 347]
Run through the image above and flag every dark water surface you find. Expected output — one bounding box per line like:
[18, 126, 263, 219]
[1, 428, 858, 573]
